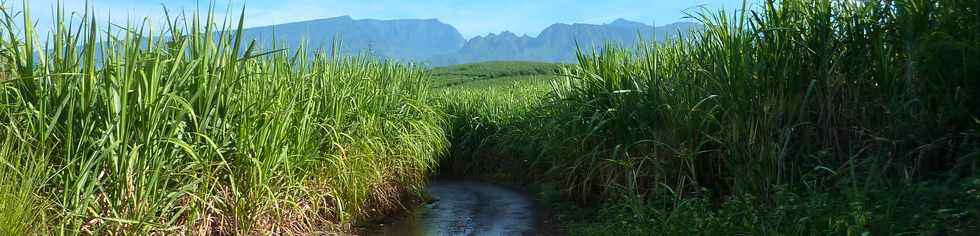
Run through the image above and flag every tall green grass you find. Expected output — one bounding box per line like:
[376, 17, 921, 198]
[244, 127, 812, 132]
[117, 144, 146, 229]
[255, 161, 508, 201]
[443, 0, 979, 234]
[438, 76, 554, 176]
[0, 2, 446, 234]
[550, 0, 979, 201]
[429, 61, 562, 88]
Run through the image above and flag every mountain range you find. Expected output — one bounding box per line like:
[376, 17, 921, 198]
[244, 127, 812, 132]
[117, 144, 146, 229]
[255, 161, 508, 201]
[240, 16, 700, 66]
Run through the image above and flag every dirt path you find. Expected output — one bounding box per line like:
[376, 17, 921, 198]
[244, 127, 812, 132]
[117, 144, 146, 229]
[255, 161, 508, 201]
[362, 179, 541, 236]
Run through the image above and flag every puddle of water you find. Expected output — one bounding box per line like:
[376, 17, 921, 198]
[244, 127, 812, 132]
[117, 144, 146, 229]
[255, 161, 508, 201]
[361, 179, 538, 236]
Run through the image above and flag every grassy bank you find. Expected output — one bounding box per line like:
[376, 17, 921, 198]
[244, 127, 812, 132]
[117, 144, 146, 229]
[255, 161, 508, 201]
[0, 4, 446, 235]
[440, 0, 980, 234]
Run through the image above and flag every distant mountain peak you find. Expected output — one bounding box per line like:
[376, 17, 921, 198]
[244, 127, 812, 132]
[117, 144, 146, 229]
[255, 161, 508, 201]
[547, 23, 571, 28]
[323, 15, 353, 22]
[241, 15, 700, 66]
[609, 18, 648, 28]
[241, 15, 465, 61]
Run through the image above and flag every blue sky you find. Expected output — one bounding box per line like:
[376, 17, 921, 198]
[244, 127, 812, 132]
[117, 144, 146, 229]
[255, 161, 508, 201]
[16, 0, 755, 39]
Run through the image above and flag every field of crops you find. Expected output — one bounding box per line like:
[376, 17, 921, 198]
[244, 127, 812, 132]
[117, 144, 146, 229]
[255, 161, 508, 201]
[1, 0, 979, 235]
[440, 0, 980, 234]
[0, 4, 448, 235]
[436, 69, 555, 177]
[429, 61, 562, 88]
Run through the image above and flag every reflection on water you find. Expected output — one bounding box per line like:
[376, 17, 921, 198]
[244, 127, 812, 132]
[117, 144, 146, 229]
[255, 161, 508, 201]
[361, 179, 537, 236]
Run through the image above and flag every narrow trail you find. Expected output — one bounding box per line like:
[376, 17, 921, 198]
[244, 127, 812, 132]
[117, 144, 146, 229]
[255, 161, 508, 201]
[362, 179, 543, 236]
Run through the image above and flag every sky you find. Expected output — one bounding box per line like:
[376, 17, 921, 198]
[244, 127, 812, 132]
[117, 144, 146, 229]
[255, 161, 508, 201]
[12, 0, 756, 39]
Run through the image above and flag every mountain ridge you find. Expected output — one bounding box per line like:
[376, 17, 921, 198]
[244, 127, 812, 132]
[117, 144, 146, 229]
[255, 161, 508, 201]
[239, 16, 700, 65]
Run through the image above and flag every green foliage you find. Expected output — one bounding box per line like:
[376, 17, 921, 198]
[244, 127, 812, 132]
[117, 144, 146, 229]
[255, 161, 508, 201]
[558, 176, 980, 235]
[429, 61, 562, 88]
[0, 2, 446, 235]
[437, 77, 552, 176]
[441, 0, 980, 234]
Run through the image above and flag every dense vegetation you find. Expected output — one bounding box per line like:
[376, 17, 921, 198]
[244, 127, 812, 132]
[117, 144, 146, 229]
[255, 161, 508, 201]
[2, 0, 979, 234]
[0, 4, 446, 235]
[433, 63, 555, 176]
[440, 0, 980, 234]
[429, 61, 561, 88]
